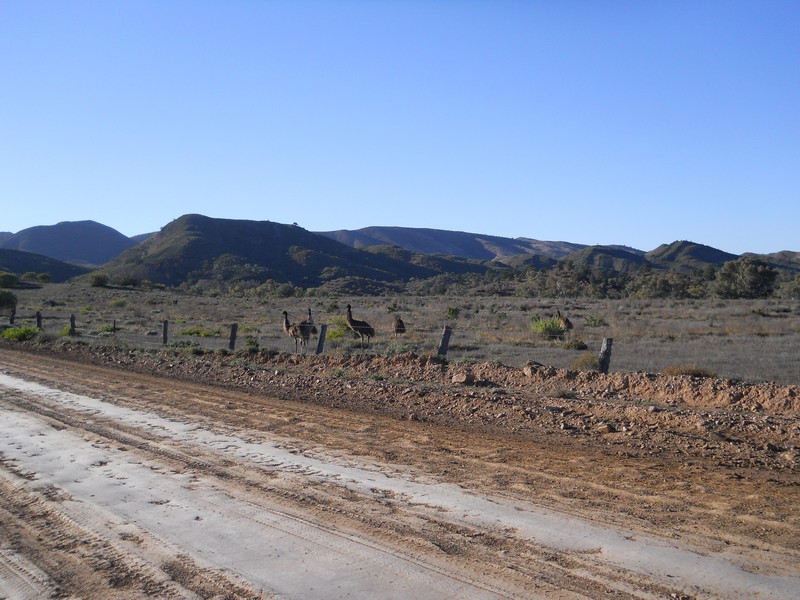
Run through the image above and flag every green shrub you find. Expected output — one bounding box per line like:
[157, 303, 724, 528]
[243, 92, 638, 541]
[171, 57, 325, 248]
[584, 315, 608, 327]
[230, 358, 262, 371]
[384, 343, 414, 357]
[571, 353, 599, 371]
[2, 326, 40, 341]
[245, 336, 260, 353]
[663, 365, 717, 378]
[530, 315, 567, 339]
[324, 316, 351, 342]
[89, 272, 109, 287]
[179, 325, 221, 337]
[562, 339, 588, 350]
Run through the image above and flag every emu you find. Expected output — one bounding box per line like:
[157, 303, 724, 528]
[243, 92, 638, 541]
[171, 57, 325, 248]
[282, 311, 303, 353]
[299, 308, 318, 352]
[345, 304, 375, 348]
[556, 310, 573, 338]
[392, 314, 406, 338]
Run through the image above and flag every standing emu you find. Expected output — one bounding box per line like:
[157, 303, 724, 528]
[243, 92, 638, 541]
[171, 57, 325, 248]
[299, 308, 318, 352]
[556, 310, 573, 338]
[392, 315, 406, 338]
[345, 304, 375, 348]
[282, 311, 303, 353]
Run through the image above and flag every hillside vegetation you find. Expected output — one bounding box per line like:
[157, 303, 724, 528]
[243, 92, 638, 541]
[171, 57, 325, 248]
[1, 215, 798, 300]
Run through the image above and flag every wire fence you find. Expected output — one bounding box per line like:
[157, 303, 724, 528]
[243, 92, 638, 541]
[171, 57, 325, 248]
[6, 310, 464, 357]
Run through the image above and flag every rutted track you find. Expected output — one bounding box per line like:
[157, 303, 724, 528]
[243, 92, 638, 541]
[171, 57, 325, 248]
[0, 379, 533, 599]
[1, 348, 799, 599]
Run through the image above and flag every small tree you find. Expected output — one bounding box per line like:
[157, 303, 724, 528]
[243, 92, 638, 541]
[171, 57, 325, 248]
[713, 258, 778, 299]
[89, 272, 110, 287]
[0, 290, 17, 314]
[0, 272, 18, 288]
[777, 273, 800, 299]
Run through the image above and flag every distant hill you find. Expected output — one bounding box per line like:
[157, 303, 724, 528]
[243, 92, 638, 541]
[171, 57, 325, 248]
[5, 216, 798, 291]
[0, 248, 90, 282]
[317, 226, 585, 261]
[743, 250, 800, 273]
[561, 246, 651, 273]
[101, 214, 492, 288]
[645, 241, 739, 274]
[0, 220, 138, 267]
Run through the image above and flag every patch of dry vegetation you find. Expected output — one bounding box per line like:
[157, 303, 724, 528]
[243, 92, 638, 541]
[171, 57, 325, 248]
[5, 282, 800, 385]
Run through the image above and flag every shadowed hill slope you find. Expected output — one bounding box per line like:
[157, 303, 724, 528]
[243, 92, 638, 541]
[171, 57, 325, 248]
[646, 241, 739, 274]
[0, 221, 137, 267]
[101, 214, 492, 287]
[561, 246, 651, 273]
[318, 226, 586, 261]
[0, 249, 90, 282]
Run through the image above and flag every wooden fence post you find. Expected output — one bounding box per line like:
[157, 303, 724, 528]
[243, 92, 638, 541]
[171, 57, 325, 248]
[315, 324, 328, 355]
[162, 320, 169, 346]
[112, 319, 117, 334]
[598, 337, 613, 374]
[36, 311, 42, 329]
[69, 314, 76, 336]
[9, 307, 15, 325]
[437, 325, 453, 356]
[229, 323, 238, 351]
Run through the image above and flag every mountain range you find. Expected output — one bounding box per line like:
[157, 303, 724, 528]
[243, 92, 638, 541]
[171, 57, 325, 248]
[1, 215, 798, 289]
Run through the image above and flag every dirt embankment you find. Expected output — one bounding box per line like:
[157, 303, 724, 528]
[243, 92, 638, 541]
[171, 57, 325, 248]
[6, 340, 799, 474]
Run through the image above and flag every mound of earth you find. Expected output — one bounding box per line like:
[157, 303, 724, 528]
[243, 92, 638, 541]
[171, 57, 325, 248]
[4, 340, 798, 476]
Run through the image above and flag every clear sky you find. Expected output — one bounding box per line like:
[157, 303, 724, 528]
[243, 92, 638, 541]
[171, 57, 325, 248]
[2, 1, 798, 254]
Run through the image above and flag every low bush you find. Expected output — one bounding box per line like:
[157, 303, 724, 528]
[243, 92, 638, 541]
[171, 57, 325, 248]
[2, 325, 40, 341]
[384, 343, 414, 357]
[89, 273, 109, 287]
[584, 315, 608, 327]
[324, 316, 352, 342]
[571, 353, 599, 371]
[244, 336, 260, 353]
[179, 325, 221, 337]
[530, 315, 567, 339]
[562, 339, 588, 350]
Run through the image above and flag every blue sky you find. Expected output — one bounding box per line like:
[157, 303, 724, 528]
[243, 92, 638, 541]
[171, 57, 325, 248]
[2, 1, 798, 254]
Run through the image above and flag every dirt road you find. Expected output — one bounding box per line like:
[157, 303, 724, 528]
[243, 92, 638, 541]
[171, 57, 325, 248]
[1, 347, 798, 599]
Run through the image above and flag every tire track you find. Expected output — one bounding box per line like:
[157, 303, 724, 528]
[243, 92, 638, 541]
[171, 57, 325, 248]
[2, 354, 799, 599]
[0, 384, 536, 599]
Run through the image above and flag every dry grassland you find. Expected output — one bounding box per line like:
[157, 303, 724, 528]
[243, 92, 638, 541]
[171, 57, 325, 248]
[8, 281, 800, 385]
